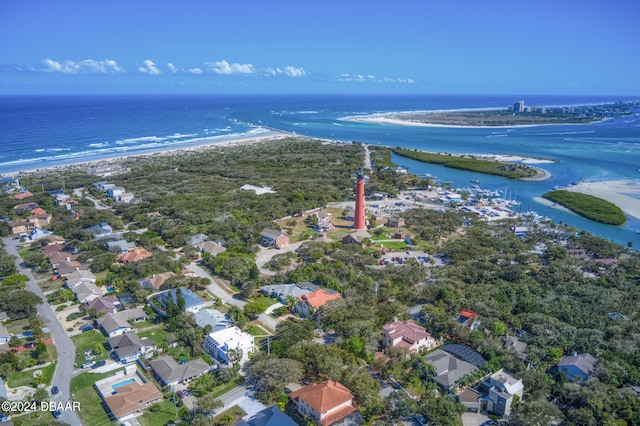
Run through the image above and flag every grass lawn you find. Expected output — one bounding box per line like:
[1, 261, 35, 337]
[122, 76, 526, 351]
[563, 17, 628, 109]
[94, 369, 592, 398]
[247, 296, 277, 311]
[70, 371, 120, 426]
[245, 325, 269, 336]
[373, 241, 407, 250]
[39, 277, 63, 292]
[7, 363, 56, 388]
[138, 399, 181, 426]
[138, 326, 170, 347]
[213, 405, 247, 425]
[5, 318, 30, 335]
[209, 376, 245, 399]
[71, 330, 109, 367]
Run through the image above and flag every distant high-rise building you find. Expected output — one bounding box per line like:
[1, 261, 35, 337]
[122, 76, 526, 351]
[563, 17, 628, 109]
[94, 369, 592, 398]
[513, 101, 525, 113]
[353, 166, 366, 230]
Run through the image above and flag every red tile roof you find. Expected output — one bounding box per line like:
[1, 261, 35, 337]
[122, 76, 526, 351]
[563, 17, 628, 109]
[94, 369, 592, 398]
[118, 247, 152, 263]
[298, 290, 341, 308]
[290, 380, 355, 425]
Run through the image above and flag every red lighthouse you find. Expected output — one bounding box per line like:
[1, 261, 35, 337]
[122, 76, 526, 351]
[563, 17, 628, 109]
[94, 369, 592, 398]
[353, 166, 367, 230]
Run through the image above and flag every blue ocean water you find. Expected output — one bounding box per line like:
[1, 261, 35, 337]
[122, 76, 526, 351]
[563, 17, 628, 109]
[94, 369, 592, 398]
[1, 94, 639, 246]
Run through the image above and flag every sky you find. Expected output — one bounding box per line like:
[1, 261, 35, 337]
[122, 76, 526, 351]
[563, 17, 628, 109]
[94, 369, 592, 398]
[1, 0, 639, 95]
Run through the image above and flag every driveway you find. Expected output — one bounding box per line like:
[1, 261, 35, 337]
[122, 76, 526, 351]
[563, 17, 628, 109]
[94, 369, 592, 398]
[3, 237, 82, 426]
[254, 241, 304, 276]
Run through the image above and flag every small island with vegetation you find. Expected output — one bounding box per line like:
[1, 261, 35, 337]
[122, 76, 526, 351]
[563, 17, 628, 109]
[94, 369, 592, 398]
[392, 147, 549, 180]
[543, 189, 626, 225]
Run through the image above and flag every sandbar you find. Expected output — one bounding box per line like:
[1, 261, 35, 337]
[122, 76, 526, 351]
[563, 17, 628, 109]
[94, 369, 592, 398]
[564, 179, 640, 220]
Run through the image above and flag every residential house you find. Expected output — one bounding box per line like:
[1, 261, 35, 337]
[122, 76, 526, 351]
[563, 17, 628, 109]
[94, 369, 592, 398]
[457, 388, 482, 413]
[385, 216, 405, 228]
[0, 324, 11, 345]
[457, 309, 480, 331]
[8, 219, 34, 235]
[41, 243, 65, 255]
[554, 353, 598, 381]
[10, 191, 34, 200]
[568, 249, 588, 260]
[202, 326, 255, 365]
[86, 296, 120, 315]
[149, 356, 210, 387]
[188, 233, 209, 246]
[193, 309, 231, 332]
[260, 228, 290, 248]
[96, 308, 146, 337]
[107, 187, 125, 199]
[424, 344, 486, 391]
[289, 380, 362, 426]
[66, 269, 97, 285]
[151, 288, 206, 315]
[480, 369, 524, 417]
[108, 332, 155, 364]
[295, 289, 341, 318]
[118, 247, 152, 264]
[341, 230, 371, 247]
[13, 202, 39, 211]
[28, 226, 53, 241]
[503, 335, 527, 357]
[99, 374, 162, 421]
[138, 272, 176, 290]
[193, 240, 227, 256]
[260, 283, 316, 305]
[87, 222, 114, 239]
[73, 282, 104, 303]
[26, 211, 52, 228]
[382, 319, 437, 353]
[57, 261, 90, 277]
[106, 240, 135, 254]
[237, 405, 298, 426]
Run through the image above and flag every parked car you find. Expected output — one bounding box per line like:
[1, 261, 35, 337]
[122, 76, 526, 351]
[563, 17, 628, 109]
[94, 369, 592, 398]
[92, 360, 106, 369]
[53, 410, 62, 419]
[82, 361, 93, 369]
[51, 386, 59, 394]
[177, 390, 184, 398]
[80, 324, 94, 332]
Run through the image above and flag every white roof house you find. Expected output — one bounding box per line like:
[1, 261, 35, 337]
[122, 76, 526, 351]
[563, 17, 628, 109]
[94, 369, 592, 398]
[202, 326, 254, 366]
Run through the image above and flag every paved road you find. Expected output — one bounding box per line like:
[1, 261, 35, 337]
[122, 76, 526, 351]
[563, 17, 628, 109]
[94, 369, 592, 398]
[186, 262, 280, 333]
[3, 237, 82, 426]
[363, 144, 373, 170]
[72, 188, 109, 210]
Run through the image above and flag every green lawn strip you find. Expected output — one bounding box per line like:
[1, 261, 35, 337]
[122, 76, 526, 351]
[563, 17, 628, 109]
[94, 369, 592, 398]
[542, 190, 626, 225]
[245, 296, 277, 311]
[209, 376, 246, 399]
[392, 147, 538, 179]
[137, 399, 180, 426]
[7, 363, 56, 388]
[5, 318, 30, 335]
[71, 370, 124, 425]
[71, 330, 109, 367]
[137, 326, 170, 347]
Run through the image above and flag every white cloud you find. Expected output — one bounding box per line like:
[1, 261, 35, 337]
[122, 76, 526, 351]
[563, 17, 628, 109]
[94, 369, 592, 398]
[281, 66, 307, 77]
[187, 68, 203, 75]
[205, 60, 255, 75]
[41, 58, 123, 74]
[138, 59, 161, 75]
[338, 73, 414, 84]
[167, 63, 178, 73]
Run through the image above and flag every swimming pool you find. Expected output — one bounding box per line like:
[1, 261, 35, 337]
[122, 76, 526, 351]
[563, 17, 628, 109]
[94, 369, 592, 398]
[111, 377, 136, 391]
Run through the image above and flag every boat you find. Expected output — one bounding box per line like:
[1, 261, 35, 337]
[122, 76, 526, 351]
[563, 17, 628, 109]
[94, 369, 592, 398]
[470, 179, 480, 184]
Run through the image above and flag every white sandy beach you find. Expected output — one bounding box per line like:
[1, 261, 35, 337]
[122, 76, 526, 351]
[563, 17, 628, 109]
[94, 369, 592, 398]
[5, 133, 292, 177]
[565, 179, 640, 220]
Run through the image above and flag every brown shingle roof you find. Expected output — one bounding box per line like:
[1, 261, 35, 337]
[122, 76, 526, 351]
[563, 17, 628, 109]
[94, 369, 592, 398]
[104, 382, 162, 419]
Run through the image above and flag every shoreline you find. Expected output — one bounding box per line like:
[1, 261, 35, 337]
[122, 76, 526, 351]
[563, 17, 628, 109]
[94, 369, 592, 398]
[564, 180, 640, 221]
[344, 115, 608, 129]
[3, 132, 294, 178]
